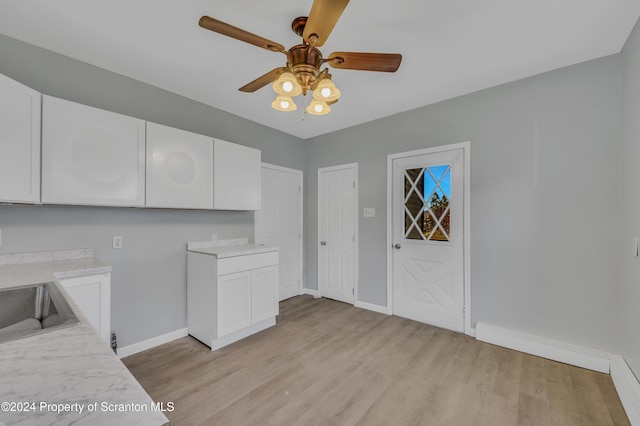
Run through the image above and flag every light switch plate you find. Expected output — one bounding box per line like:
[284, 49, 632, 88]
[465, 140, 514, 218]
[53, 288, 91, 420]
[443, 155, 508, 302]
[363, 208, 375, 217]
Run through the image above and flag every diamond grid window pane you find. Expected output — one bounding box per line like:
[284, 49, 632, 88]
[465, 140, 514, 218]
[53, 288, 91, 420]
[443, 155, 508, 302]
[403, 164, 451, 242]
[404, 168, 426, 240]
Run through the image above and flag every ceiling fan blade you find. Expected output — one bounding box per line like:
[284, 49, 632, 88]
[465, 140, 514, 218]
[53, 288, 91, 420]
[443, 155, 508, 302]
[239, 67, 288, 92]
[326, 52, 402, 72]
[199, 16, 286, 54]
[302, 0, 350, 47]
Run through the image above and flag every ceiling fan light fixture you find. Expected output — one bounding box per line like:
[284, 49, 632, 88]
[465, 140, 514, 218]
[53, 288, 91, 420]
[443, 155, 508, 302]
[312, 77, 341, 102]
[272, 95, 297, 112]
[273, 72, 302, 97]
[199, 1, 402, 118]
[306, 99, 331, 115]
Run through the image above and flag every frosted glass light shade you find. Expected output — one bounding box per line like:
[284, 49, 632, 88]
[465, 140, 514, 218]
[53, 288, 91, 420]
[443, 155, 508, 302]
[312, 78, 341, 102]
[273, 72, 302, 97]
[271, 95, 297, 112]
[306, 99, 330, 115]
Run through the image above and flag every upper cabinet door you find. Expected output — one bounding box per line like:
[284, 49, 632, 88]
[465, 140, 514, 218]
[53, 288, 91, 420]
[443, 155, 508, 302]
[0, 74, 41, 204]
[42, 96, 146, 207]
[146, 122, 214, 209]
[213, 139, 261, 210]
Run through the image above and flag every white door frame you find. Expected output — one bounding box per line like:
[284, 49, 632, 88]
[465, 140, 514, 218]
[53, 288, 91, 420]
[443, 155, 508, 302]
[255, 162, 304, 295]
[386, 142, 471, 335]
[318, 163, 359, 304]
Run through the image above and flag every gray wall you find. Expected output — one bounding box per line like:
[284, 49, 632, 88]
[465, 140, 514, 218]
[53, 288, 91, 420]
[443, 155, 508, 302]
[621, 19, 640, 378]
[0, 34, 305, 347]
[305, 55, 622, 353]
[0, 30, 632, 361]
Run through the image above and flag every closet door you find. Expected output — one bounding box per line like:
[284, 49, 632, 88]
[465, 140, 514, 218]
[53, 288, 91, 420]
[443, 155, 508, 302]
[42, 96, 146, 207]
[146, 122, 214, 209]
[0, 74, 41, 204]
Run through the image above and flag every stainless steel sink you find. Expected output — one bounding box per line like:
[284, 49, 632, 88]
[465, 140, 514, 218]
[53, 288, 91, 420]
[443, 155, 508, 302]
[0, 282, 79, 344]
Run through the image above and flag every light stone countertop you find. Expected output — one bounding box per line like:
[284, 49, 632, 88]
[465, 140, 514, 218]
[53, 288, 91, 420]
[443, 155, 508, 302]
[0, 249, 169, 426]
[187, 238, 278, 258]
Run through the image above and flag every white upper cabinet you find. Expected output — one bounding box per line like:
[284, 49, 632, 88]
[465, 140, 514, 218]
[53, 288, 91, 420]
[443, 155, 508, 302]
[213, 139, 261, 210]
[0, 74, 41, 204]
[146, 122, 214, 209]
[42, 96, 146, 207]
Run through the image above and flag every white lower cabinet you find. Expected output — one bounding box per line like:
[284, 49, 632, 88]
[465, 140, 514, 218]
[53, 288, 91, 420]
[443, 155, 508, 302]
[216, 271, 252, 337]
[251, 266, 279, 323]
[58, 273, 111, 344]
[187, 250, 278, 350]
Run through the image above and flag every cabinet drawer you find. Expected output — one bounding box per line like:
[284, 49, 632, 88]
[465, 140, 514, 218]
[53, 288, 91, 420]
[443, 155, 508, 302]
[217, 251, 278, 276]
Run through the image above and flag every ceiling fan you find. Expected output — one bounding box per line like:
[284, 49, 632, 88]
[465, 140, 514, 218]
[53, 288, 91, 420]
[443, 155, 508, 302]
[199, 0, 402, 115]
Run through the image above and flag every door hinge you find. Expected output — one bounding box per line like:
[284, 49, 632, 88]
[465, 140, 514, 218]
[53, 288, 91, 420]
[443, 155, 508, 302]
[298, 186, 301, 193]
[352, 288, 354, 295]
[352, 235, 355, 242]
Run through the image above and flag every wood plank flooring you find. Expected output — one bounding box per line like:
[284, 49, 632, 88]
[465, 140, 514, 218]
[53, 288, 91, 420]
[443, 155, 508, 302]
[123, 295, 629, 426]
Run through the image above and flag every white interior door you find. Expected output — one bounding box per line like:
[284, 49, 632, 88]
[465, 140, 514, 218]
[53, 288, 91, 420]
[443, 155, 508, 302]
[255, 164, 303, 301]
[391, 147, 466, 332]
[318, 164, 357, 304]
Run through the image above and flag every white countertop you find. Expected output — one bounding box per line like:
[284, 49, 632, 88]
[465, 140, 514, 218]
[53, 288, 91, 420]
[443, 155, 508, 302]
[0, 257, 111, 290]
[188, 243, 279, 258]
[0, 249, 169, 426]
[187, 238, 278, 258]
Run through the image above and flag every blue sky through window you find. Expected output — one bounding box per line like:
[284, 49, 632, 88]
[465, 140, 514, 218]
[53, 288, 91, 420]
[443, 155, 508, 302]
[424, 165, 450, 207]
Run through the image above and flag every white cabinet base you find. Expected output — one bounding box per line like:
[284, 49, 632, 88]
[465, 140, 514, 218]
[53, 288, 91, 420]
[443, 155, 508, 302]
[58, 273, 111, 345]
[207, 317, 275, 351]
[187, 242, 279, 351]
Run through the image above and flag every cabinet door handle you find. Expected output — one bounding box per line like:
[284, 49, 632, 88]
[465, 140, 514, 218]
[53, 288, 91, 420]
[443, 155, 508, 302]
[320, 241, 327, 246]
[394, 243, 401, 249]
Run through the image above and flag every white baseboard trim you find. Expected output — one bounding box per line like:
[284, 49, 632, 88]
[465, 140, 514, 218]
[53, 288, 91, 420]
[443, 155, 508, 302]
[611, 355, 640, 425]
[355, 300, 390, 315]
[475, 322, 612, 373]
[301, 288, 320, 298]
[118, 327, 188, 359]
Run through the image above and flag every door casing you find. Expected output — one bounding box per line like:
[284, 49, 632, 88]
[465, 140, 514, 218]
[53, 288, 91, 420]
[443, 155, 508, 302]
[386, 142, 471, 335]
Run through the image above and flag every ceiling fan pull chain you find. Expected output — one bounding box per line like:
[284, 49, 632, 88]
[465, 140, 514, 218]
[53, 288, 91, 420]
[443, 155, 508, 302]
[300, 95, 311, 122]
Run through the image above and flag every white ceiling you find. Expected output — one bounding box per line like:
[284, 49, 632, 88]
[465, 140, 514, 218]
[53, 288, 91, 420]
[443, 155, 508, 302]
[1, 1, 639, 139]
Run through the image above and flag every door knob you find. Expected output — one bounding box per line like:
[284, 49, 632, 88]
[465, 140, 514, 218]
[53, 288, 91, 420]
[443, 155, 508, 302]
[394, 243, 401, 249]
[320, 241, 327, 246]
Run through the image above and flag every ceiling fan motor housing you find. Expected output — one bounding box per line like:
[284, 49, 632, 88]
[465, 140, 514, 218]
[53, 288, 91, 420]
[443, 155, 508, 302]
[287, 44, 323, 94]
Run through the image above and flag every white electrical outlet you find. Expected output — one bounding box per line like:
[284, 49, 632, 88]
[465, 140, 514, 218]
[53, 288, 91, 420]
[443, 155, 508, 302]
[112, 236, 123, 249]
[363, 208, 376, 217]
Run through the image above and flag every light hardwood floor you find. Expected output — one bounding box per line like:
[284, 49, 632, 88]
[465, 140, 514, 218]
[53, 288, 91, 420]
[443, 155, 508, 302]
[123, 295, 629, 425]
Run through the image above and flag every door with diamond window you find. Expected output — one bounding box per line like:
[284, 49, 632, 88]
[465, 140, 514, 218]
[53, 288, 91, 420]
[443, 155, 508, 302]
[392, 148, 464, 332]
